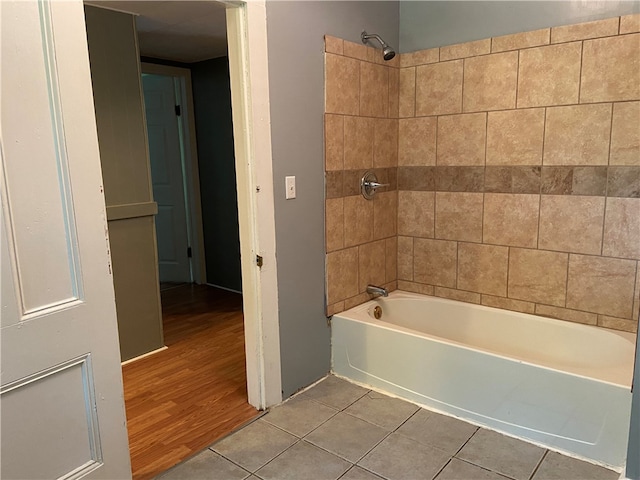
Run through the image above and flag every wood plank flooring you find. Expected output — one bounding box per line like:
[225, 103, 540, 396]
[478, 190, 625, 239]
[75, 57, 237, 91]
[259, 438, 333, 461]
[122, 284, 259, 480]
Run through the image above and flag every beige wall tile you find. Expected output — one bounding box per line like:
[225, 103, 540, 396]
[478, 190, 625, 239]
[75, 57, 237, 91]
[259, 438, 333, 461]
[327, 247, 358, 304]
[344, 116, 373, 169]
[386, 237, 397, 283]
[326, 198, 344, 253]
[620, 13, 640, 34]
[457, 242, 509, 296]
[610, 101, 640, 165]
[384, 279, 398, 293]
[344, 292, 370, 310]
[344, 40, 368, 60]
[538, 195, 605, 255]
[414, 238, 457, 288]
[491, 29, 550, 53]
[326, 53, 360, 115]
[508, 248, 568, 306]
[325, 35, 344, 55]
[486, 109, 545, 166]
[551, 18, 619, 43]
[463, 51, 518, 112]
[543, 104, 612, 166]
[434, 286, 481, 304]
[325, 114, 344, 171]
[399, 117, 437, 166]
[481, 295, 536, 314]
[361, 62, 389, 118]
[374, 118, 398, 167]
[398, 236, 414, 281]
[483, 194, 540, 248]
[435, 192, 484, 242]
[581, 34, 640, 103]
[566, 254, 637, 318]
[603, 198, 640, 259]
[344, 195, 373, 247]
[398, 191, 435, 238]
[389, 67, 400, 118]
[598, 315, 638, 333]
[416, 61, 463, 116]
[398, 280, 435, 296]
[399, 67, 416, 118]
[437, 113, 486, 166]
[517, 42, 581, 107]
[358, 240, 387, 292]
[373, 191, 397, 240]
[440, 39, 491, 61]
[535, 304, 597, 325]
[401, 49, 439, 67]
[326, 301, 345, 317]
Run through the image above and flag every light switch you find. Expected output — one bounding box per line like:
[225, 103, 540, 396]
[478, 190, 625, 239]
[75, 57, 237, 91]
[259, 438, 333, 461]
[285, 176, 296, 199]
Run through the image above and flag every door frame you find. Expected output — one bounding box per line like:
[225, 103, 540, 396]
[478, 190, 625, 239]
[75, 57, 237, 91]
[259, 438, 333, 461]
[140, 62, 207, 285]
[225, 1, 282, 408]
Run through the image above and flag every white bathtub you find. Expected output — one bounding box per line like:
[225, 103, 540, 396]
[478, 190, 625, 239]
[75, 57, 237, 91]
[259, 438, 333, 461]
[331, 291, 636, 468]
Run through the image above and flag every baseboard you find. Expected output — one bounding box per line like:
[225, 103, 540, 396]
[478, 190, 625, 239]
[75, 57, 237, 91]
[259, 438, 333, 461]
[121, 346, 168, 366]
[205, 283, 242, 295]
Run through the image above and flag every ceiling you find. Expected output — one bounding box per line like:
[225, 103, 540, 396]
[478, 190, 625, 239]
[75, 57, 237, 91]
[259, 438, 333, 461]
[86, 1, 228, 63]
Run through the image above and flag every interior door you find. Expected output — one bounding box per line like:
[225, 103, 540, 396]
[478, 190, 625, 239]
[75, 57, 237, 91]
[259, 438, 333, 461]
[143, 74, 192, 283]
[1, 1, 131, 478]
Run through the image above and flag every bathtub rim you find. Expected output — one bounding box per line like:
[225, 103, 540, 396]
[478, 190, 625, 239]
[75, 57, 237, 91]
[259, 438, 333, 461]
[331, 290, 636, 389]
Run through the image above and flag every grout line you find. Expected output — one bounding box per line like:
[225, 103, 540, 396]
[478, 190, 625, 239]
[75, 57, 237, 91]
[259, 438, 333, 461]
[506, 246, 511, 298]
[515, 50, 521, 108]
[578, 41, 584, 104]
[430, 459, 454, 480]
[528, 450, 550, 480]
[537, 107, 547, 250]
[564, 252, 571, 308]
[461, 59, 466, 113]
[412, 66, 417, 117]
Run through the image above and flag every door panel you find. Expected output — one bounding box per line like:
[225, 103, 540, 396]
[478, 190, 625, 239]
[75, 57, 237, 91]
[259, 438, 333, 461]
[143, 74, 191, 283]
[1, 1, 131, 478]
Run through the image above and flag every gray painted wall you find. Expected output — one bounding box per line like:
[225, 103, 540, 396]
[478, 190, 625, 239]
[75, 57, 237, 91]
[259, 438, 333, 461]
[191, 57, 242, 292]
[265, 1, 399, 398]
[400, 1, 639, 52]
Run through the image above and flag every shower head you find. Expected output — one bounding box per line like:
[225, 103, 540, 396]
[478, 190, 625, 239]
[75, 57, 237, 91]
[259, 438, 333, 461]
[361, 31, 396, 61]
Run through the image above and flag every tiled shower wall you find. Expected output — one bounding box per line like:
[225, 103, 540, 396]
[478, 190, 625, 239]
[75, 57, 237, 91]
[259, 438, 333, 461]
[324, 37, 400, 315]
[325, 15, 640, 333]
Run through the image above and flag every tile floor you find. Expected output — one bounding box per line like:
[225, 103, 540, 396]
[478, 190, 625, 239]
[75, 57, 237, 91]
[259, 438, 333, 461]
[156, 375, 620, 480]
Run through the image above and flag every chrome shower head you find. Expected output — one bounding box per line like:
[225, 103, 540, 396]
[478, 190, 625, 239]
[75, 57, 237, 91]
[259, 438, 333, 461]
[361, 31, 396, 61]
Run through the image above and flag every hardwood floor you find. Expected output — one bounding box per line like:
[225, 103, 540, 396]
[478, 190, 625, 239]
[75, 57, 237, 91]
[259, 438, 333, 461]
[122, 284, 259, 480]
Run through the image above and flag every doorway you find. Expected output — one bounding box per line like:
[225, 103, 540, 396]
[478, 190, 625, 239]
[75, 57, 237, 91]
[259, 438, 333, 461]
[83, 1, 278, 477]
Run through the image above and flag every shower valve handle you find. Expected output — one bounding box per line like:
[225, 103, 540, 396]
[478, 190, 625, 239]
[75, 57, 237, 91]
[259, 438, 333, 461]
[360, 170, 389, 200]
[364, 180, 390, 189]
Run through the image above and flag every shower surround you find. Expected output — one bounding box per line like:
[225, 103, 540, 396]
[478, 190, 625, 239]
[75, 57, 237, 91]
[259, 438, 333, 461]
[325, 14, 640, 333]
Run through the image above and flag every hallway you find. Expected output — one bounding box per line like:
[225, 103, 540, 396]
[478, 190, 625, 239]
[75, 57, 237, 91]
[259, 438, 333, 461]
[122, 284, 258, 480]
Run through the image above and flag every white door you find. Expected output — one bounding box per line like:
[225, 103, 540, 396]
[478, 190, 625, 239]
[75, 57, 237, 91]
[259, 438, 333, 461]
[143, 74, 192, 283]
[1, 1, 131, 478]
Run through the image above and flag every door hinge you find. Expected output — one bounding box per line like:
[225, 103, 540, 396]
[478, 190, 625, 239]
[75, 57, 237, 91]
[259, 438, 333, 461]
[175, 105, 182, 116]
[256, 255, 263, 268]
[187, 247, 192, 258]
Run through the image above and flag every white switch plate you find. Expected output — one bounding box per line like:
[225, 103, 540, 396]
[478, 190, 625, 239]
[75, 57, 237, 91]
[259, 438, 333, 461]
[285, 176, 296, 199]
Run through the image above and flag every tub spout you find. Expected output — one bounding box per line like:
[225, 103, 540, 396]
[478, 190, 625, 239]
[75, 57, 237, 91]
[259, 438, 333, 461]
[366, 285, 388, 297]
